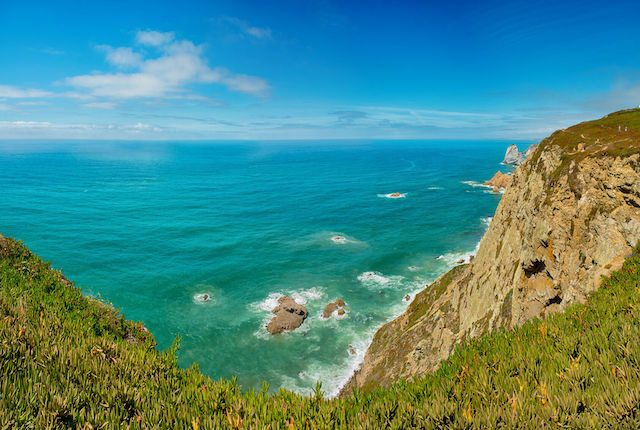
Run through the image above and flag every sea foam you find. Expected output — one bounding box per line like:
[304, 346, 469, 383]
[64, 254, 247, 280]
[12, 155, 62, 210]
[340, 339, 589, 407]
[377, 192, 407, 199]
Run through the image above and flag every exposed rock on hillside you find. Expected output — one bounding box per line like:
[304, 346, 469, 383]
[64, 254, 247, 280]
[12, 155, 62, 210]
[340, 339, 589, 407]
[341, 109, 640, 394]
[266, 296, 308, 334]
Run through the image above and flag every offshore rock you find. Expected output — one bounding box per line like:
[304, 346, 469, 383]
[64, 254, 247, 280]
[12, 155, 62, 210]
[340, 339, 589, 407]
[502, 144, 525, 165]
[323, 298, 346, 318]
[266, 296, 308, 334]
[341, 109, 640, 394]
[483, 171, 512, 193]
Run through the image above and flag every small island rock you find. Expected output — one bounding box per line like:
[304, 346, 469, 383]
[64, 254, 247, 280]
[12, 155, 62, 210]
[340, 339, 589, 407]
[266, 296, 308, 335]
[483, 171, 512, 193]
[323, 298, 346, 318]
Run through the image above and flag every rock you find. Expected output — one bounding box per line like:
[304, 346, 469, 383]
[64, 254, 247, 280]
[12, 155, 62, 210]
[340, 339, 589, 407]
[502, 144, 525, 165]
[337, 309, 345, 316]
[524, 144, 538, 158]
[456, 259, 465, 264]
[266, 296, 308, 335]
[483, 171, 512, 193]
[349, 347, 356, 355]
[577, 143, 585, 151]
[404, 294, 411, 301]
[323, 298, 346, 318]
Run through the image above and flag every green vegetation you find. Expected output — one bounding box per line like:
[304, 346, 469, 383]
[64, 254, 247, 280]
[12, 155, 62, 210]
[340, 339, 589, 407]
[3, 235, 640, 428]
[530, 108, 640, 186]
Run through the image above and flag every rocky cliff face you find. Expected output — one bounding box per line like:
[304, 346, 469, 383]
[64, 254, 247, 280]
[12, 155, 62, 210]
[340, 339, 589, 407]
[341, 109, 640, 394]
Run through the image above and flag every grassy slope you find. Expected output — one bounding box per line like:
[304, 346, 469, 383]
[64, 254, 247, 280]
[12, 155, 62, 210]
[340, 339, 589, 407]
[530, 108, 640, 183]
[2, 235, 640, 429]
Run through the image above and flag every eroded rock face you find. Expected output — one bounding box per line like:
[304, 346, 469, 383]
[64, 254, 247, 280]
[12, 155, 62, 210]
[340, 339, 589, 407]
[523, 143, 538, 158]
[483, 171, 512, 192]
[341, 111, 640, 395]
[266, 296, 308, 334]
[323, 299, 346, 318]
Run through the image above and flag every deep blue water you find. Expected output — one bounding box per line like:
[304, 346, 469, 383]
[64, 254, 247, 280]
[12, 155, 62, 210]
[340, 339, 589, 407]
[0, 139, 520, 396]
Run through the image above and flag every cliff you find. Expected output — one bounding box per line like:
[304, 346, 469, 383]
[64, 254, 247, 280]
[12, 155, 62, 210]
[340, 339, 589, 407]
[342, 108, 640, 393]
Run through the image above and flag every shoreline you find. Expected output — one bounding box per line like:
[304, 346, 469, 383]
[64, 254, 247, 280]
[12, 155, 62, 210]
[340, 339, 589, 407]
[331, 215, 493, 397]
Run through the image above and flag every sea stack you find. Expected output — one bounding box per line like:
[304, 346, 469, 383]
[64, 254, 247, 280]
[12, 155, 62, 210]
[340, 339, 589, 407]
[502, 143, 538, 166]
[502, 144, 524, 165]
[266, 296, 308, 334]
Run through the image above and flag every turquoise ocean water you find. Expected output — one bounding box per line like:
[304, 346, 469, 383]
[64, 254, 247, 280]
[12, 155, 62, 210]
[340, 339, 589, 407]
[0, 140, 522, 396]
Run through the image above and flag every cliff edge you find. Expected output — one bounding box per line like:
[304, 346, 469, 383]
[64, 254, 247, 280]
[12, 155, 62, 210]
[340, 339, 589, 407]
[342, 108, 640, 393]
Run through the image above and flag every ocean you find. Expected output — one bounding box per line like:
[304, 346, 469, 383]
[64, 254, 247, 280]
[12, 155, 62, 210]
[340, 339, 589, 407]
[0, 139, 523, 396]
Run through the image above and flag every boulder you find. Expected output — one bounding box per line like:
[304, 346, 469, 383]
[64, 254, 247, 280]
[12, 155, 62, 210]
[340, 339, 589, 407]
[266, 296, 308, 335]
[323, 298, 346, 318]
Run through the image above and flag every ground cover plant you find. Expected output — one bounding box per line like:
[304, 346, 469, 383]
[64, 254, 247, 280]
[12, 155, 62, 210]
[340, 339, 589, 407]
[2, 235, 640, 428]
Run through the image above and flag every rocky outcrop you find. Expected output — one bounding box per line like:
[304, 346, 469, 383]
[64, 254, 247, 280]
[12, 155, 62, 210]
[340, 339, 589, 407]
[266, 296, 308, 334]
[341, 109, 640, 394]
[524, 143, 538, 158]
[502, 143, 538, 165]
[502, 144, 525, 165]
[323, 299, 346, 318]
[483, 171, 511, 192]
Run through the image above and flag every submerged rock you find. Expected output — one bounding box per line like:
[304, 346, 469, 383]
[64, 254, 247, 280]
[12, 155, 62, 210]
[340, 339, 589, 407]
[266, 296, 308, 335]
[323, 298, 346, 318]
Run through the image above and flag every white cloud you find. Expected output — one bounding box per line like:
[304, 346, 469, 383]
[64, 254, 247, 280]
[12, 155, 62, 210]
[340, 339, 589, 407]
[0, 85, 52, 98]
[66, 35, 270, 98]
[98, 46, 142, 68]
[81, 102, 117, 109]
[204, 67, 271, 97]
[136, 30, 175, 46]
[0, 120, 166, 139]
[223, 16, 272, 39]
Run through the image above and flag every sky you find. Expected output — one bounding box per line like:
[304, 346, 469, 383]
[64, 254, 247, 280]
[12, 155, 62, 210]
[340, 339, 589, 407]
[1, 0, 640, 141]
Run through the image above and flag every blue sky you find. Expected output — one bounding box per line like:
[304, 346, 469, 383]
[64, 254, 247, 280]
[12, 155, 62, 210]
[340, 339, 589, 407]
[1, 0, 639, 140]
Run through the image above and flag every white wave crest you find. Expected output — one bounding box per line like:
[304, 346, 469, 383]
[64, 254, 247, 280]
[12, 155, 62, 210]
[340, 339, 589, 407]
[461, 180, 493, 189]
[377, 192, 407, 199]
[193, 293, 214, 304]
[356, 271, 405, 290]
